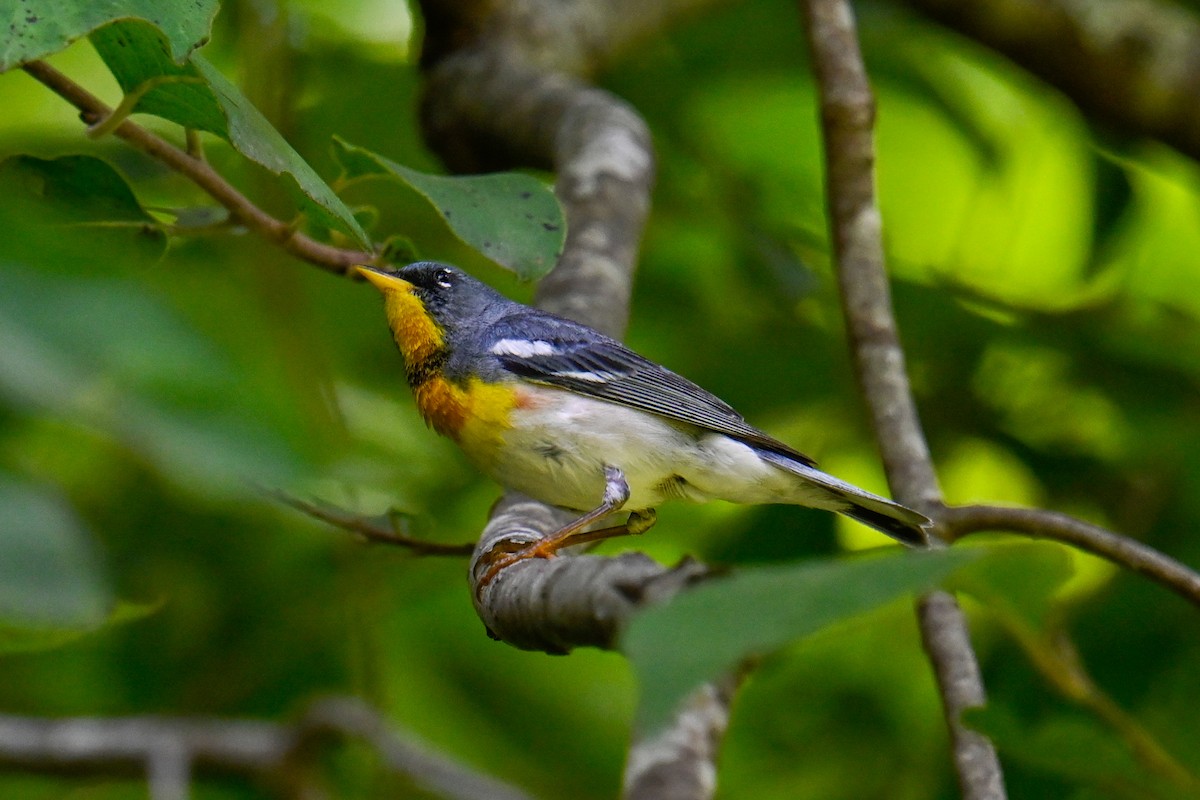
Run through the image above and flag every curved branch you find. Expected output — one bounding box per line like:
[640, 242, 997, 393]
[941, 504, 1200, 608]
[896, 0, 1200, 162]
[20, 61, 373, 275]
[800, 1, 1007, 797]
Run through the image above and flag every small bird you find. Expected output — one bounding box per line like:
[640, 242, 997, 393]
[358, 261, 929, 585]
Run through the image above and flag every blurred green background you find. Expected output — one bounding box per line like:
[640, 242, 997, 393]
[2, 0, 1199, 797]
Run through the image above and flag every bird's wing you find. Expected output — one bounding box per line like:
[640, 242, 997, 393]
[485, 313, 818, 468]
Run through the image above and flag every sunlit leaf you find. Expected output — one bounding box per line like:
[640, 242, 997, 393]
[623, 548, 980, 733]
[332, 137, 564, 278]
[0, 0, 218, 70]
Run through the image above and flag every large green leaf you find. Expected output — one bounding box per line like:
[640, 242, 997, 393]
[0, 0, 218, 70]
[332, 137, 564, 278]
[87, 20, 370, 247]
[623, 547, 980, 733]
[0, 478, 110, 632]
[0, 153, 167, 261]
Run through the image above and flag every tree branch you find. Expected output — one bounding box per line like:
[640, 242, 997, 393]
[941, 504, 1200, 609]
[800, 1, 1007, 797]
[263, 487, 476, 556]
[0, 697, 532, 800]
[20, 61, 374, 276]
[622, 675, 740, 800]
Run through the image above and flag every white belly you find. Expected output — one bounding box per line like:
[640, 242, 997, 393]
[478, 385, 806, 512]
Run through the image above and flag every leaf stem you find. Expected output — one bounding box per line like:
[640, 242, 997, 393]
[21, 60, 375, 275]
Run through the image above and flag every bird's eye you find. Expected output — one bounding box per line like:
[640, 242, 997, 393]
[434, 268, 454, 289]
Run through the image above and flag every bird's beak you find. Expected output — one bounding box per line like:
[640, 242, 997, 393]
[356, 265, 413, 294]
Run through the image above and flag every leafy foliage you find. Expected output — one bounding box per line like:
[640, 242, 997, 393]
[90, 19, 370, 246]
[1, 0, 1199, 798]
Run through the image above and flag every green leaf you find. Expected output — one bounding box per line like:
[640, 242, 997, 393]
[0, 478, 111, 632]
[946, 541, 1076, 630]
[0, 153, 166, 259]
[0, 0, 219, 71]
[87, 20, 370, 247]
[623, 547, 980, 733]
[332, 137, 564, 278]
[89, 21, 227, 137]
[0, 152, 159, 222]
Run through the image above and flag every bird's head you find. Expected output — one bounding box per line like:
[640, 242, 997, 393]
[357, 261, 507, 358]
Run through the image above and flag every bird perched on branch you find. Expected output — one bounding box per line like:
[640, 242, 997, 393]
[358, 261, 929, 586]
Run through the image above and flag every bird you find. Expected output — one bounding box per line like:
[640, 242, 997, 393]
[357, 261, 930, 586]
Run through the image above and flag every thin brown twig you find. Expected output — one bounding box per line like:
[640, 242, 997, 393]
[940, 504, 1200, 609]
[263, 487, 475, 556]
[800, 1, 1007, 797]
[20, 60, 374, 275]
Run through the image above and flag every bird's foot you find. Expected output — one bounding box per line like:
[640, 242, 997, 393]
[475, 509, 657, 591]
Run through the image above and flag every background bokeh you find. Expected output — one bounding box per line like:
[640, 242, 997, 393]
[2, 0, 1199, 797]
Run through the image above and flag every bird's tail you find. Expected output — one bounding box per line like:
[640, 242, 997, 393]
[757, 450, 929, 546]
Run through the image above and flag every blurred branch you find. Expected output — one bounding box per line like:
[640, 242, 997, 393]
[20, 61, 374, 275]
[623, 675, 740, 800]
[989, 606, 1200, 794]
[896, 0, 1200, 162]
[0, 697, 531, 800]
[264, 487, 475, 556]
[941, 504, 1200, 608]
[799, 2, 1007, 798]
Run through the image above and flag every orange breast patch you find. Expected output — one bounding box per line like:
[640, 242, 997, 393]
[414, 375, 519, 467]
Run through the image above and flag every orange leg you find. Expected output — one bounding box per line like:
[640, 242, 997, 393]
[476, 467, 657, 589]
